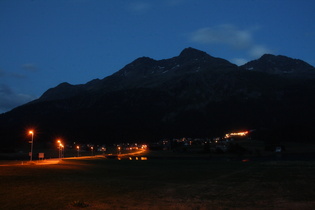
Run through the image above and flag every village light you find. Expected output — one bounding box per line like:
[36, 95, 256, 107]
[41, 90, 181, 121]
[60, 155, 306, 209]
[101, 147, 106, 155]
[225, 131, 249, 138]
[28, 130, 34, 161]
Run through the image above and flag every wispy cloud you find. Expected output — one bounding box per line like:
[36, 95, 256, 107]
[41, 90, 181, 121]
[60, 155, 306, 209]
[249, 45, 272, 57]
[0, 63, 38, 80]
[0, 68, 27, 79]
[230, 58, 249, 66]
[21, 63, 39, 72]
[0, 84, 35, 113]
[190, 24, 272, 63]
[191, 25, 253, 49]
[10, 73, 27, 79]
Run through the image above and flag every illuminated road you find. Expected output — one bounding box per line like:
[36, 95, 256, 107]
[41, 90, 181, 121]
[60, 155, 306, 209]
[0, 149, 148, 166]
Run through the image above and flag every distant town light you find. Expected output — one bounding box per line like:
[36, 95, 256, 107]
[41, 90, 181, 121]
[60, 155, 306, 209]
[225, 131, 249, 138]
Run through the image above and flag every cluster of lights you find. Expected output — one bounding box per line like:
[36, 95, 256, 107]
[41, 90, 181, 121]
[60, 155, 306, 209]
[117, 144, 147, 151]
[27, 129, 147, 161]
[225, 131, 249, 138]
[129, 157, 147, 160]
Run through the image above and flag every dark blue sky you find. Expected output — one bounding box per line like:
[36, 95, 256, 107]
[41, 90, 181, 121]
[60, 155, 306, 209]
[1, 0, 315, 113]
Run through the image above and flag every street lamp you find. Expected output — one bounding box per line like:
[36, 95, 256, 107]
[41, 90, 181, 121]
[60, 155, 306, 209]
[61, 144, 64, 158]
[117, 146, 121, 155]
[57, 140, 61, 159]
[28, 130, 34, 161]
[91, 146, 94, 156]
[77, 146, 80, 157]
[101, 147, 106, 155]
[57, 140, 63, 159]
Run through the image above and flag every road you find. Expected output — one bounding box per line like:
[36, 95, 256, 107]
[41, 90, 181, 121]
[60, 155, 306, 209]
[0, 149, 148, 166]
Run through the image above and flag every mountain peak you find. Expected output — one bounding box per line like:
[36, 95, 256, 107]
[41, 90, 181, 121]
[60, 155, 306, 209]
[259, 54, 275, 59]
[132, 56, 156, 64]
[242, 53, 315, 76]
[259, 54, 293, 62]
[179, 47, 209, 59]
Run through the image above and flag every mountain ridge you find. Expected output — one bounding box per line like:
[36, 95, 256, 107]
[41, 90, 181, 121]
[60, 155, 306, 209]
[36, 47, 239, 102]
[1, 47, 315, 148]
[241, 53, 315, 76]
[37, 47, 315, 104]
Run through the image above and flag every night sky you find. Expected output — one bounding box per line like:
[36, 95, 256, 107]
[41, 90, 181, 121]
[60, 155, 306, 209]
[1, 0, 315, 113]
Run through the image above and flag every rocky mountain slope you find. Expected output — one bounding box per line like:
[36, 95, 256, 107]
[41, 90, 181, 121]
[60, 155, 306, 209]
[1, 47, 315, 149]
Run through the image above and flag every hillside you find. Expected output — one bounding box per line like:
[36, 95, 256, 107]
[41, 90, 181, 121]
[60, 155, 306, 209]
[1, 47, 315, 149]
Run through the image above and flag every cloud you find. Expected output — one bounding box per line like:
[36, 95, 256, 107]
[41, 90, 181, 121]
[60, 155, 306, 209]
[21, 63, 38, 72]
[191, 24, 272, 59]
[0, 68, 27, 79]
[191, 25, 253, 50]
[10, 73, 27, 79]
[231, 58, 249, 66]
[0, 84, 35, 113]
[249, 45, 272, 57]
[0, 63, 38, 80]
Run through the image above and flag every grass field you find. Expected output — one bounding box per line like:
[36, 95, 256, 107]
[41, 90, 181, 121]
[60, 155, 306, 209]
[1, 152, 315, 210]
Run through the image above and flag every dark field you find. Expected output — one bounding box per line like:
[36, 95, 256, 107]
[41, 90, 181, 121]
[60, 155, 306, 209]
[1, 153, 315, 210]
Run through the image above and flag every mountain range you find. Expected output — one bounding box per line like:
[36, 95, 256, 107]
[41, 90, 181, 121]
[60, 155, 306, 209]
[1, 47, 315, 150]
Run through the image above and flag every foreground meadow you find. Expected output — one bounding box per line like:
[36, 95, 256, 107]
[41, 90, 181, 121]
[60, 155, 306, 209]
[1, 155, 315, 210]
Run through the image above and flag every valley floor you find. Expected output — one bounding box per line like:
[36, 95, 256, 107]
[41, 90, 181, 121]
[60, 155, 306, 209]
[1, 151, 315, 209]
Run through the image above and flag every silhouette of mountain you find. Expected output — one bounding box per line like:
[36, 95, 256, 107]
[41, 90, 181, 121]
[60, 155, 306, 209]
[1, 47, 315, 150]
[241, 54, 315, 77]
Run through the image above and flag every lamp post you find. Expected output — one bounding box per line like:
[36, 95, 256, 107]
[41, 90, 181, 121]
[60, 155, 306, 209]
[91, 146, 94, 156]
[57, 140, 61, 159]
[77, 146, 80, 157]
[101, 147, 106, 155]
[61, 144, 64, 158]
[28, 130, 34, 161]
[57, 140, 64, 159]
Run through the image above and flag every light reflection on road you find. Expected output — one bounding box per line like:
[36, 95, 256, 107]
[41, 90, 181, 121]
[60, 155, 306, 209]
[0, 148, 148, 166]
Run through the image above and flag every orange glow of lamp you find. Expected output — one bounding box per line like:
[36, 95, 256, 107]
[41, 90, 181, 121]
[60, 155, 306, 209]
[28, 130, 34, 161]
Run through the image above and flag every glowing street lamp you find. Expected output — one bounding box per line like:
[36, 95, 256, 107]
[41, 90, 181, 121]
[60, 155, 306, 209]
[57, 140, 63, 159]
[77, 146, 80, 157]
[117, 146, 121, 155]
[100, 147, 106, 155]
[91, 146, 94, 156]
[28, 130, 34, 161]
